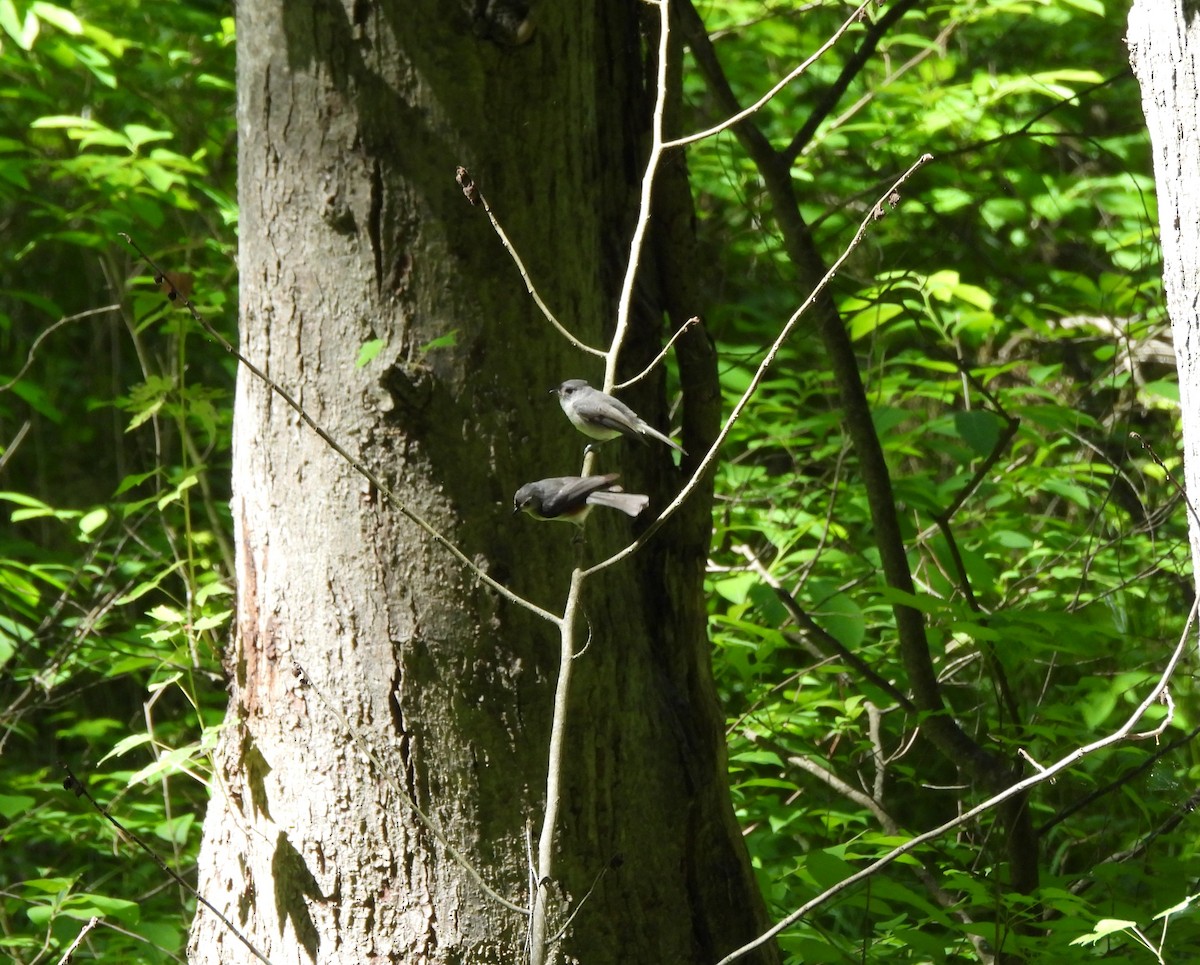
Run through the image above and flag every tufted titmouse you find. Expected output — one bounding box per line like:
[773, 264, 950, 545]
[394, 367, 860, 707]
[552, 379, 686, 454]
[513, 473, 649, 526]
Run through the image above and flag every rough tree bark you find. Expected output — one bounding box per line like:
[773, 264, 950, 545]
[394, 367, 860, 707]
[188, 1, 776, 963]
[1128, 1, 1200, 573]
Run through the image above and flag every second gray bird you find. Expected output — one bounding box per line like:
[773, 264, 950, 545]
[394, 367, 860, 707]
[552, 379, 686, 454]
[513, 474, 649, 526]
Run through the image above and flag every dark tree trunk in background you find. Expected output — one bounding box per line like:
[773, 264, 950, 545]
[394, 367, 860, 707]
[188, 1, 776, 962]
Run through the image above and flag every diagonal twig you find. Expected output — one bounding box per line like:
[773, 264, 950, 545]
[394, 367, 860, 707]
[118, 233, 558, 627]
[455, 167, 604, 357]
[714, 594, 1198, 963]
[584, 155, 934, 579]
[664, 0, 876, 150]
[61, 764, 273, 965]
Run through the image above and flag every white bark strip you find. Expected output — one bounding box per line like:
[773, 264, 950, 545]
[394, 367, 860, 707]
[1128, 1, 1200, 571]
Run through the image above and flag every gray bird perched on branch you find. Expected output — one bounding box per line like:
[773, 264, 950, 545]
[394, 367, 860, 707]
[513, 474, 649, 526]
[552, 379, 686, 454]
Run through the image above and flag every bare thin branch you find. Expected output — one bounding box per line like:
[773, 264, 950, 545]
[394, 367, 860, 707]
[549, 859, 617, 944]
[0, 419, 31, 472]
[782, 0, 922, 164]
[455, 166, 605, 357]
[1040, 722, 1200, 836]
[663, 0, 874, 150]
[119, 233, 560, 627]
[0, 304, 121, 393]
[62, 765, 273, 965]
[528, 566, 587, 965]
[604, 0, 672, 391]
[585, 155, 934, 578]
[614, 316, 699, 390]
[787, 750, 893, 829]
[713, 595, 1198, 964]
[55, 916, 100, 965]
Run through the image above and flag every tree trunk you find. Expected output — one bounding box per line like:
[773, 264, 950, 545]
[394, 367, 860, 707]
[188, 2, 776, 963]
[1128, 1, 1200, 572]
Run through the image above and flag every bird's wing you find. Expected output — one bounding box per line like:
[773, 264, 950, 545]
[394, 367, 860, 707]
[575, 392, 644, 436]
[540, 474, 620, 515]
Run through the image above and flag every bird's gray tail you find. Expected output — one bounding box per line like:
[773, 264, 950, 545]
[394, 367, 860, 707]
[586, 491, 650, 517]
[641, 424, 686, 454]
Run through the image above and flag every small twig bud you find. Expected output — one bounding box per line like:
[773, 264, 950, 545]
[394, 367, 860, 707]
[456, 166, 480, 206]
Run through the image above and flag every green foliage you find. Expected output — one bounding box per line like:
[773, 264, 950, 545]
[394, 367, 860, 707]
[693, 0, 1193, 961]
[0, 1, 235, 960]
[2, 0, 1192, 962]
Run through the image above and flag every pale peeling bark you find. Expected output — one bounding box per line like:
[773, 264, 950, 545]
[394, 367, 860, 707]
[188, 1, 775, 963]
[1128, 1, 1200, 572]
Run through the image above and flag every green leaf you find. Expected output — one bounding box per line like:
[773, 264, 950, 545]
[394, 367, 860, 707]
[926, 269, 994, 311]
[76, 125, 129, 150]
[11, 379, 64, 421]
[5, 493, 80, 522]
[114, 470, 161, 496]
[953, 409, 1002, 458]
[57, 893, 141, 923]
[1154, 892, 1200, 921]
[1070, 918, 1139, 945]
[803, 848, 856, 888]
[356, 338, 384, 367]
[713, 572, 758, 605]
[730, 749, 784, 767]
[100, 732, 153, 764]
[29, 113, 100, 131]
[0, 0, 38, 48]
[418, 330, 458, 354]
[128, 742, 201, 786]
[154, 812, 196, 845]
[157, 474, 198, 510]
[0, 793, 35, 817]
[21, 877, 75, 894]
[114, 559, 185, 604]
[848, 301, 906, 339]
[192, 609, 232, 632]
[138, 159, 183, 191]
[147, 603, 184, 623]
[1139, 379, 1178, 404]
[78, 507, 108, 536]
[812, 592, 864, 648]
[30, 2, 82, 34]
[195, 581, 234, 605]
[1042, 477, 1091, 508]
[55, 717, 122, 739]
[875, 587, 949, 614]
[122, 123, 173, 149]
